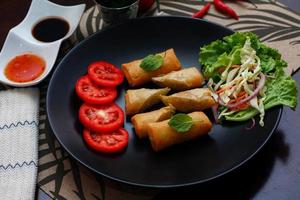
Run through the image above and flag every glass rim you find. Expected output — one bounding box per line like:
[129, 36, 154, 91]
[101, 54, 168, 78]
[93, 0, 139, 11]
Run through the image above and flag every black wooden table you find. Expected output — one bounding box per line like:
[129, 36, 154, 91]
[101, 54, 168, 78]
[1, 0, 299, 199]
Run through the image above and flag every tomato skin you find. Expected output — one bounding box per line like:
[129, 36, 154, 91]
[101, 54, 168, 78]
[79, 103, 124, 132]
[75, 76, 117, 105]
[83, 128, 129, 153]
[88, 61, 124, 87]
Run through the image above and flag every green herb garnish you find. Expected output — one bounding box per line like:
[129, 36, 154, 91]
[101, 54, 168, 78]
[140, 54, 164, 71]
[168, 113, 194, 133]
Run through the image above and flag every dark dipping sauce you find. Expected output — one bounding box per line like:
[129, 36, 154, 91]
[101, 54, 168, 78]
[32, 17, 69, 42]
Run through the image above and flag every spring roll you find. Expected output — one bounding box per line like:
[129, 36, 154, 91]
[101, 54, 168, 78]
[152, 67, 204, 91]
[122, 48, 181, 87]
[131, 106, 175, 139]
[161, 88, 216, 112]
[125, 88, 170, 115]
[148, 112, 212, 151]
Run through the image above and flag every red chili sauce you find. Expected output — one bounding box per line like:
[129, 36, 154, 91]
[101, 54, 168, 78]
[5, 54, 45, 83]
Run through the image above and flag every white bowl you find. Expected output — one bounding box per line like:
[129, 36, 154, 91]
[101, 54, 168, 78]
[0, 0, 85, 87]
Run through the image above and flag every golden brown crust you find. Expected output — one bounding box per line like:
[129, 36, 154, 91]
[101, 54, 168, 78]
[122, 49, 182, 87]
[147, 112, 212, 152]
[152, 67, 204, 91]
[125, 88, 170, 115]
[131, 106, 175, 139]
[161, 88, 216, 112]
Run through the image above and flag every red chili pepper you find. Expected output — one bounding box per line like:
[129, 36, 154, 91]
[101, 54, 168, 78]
[192, 3, 211, 18]
[213, 0, 239, 20]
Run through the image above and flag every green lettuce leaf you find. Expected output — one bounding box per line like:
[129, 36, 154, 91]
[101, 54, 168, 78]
[258, 43, 287, 73]
[199, 32, 297, 122]
[200, 32, 286, 77]
[225, 108, 258, 122]
[264, 69, 297, 109]
[204, 48, 241, 77]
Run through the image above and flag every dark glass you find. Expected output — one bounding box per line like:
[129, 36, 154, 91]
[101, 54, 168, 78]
[95, 0, 137, 8]
[32, 17, 69, 42]
[94, 0, 139, 27]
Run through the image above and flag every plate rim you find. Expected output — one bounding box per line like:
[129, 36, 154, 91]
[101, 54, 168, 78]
[46, 16, 283, 188]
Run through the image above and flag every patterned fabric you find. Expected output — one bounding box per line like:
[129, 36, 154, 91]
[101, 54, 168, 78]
[36, 1, 300, 199]
[0, 88, 39, 200]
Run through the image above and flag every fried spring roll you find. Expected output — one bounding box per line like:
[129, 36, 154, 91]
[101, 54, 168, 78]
[152, 67, 204, 91]
[148, 112, 212, 151]
[161, 88, 216, 113]
[125, 88, 170, 115]
[131, 106, 175, 139]
[122, 49, 181, 87]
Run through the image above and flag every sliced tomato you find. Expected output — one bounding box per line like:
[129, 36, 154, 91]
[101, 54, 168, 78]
[88, 61, 124, 87]
[79, 103, 124, 132]
[76, 75, 117, 105]
[83, 128, 129, 153]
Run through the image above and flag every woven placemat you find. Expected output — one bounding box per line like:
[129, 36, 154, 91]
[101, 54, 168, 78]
[37, 1, 300, 199]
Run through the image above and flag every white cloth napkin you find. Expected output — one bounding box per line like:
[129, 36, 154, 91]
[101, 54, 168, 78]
[0, 88, 39, 200]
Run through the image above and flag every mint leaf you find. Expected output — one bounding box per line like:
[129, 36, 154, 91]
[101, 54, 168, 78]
[140, 54, 163, 71]
[168, 113, 193, 133]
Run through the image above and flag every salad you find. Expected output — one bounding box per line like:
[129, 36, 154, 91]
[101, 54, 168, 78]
[200, 32, 298, 126]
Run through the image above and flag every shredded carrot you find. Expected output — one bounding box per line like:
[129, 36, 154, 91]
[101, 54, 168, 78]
[231, 64, 241, 68]
[231, 102, 250, 111]
[228, 99, 236, 104]
[217, 67, 226, 73]
[237, 91, 247, 97]
[238, 103, 250, 110]
[216, 85, 233, 94]
[228, 91, 248, 104]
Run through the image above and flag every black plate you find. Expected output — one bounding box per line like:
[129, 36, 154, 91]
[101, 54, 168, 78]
[47, 17, 282, 188]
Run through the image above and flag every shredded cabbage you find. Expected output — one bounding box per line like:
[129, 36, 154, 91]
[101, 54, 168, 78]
[200, 32, 297, 126]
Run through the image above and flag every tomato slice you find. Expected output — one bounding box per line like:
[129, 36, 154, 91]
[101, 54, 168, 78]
[83, 128, 129, 153]
[79, 103, 124, 132]
[88, 61, 124, 87]
[76, 75, 117, 105]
